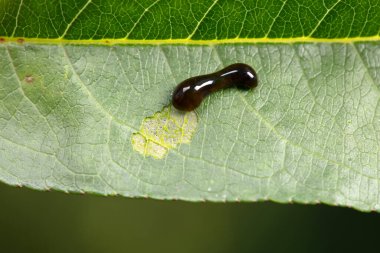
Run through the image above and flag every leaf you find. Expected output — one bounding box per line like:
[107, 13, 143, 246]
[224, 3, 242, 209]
[1, 0, 379, 39]
[1, 0, 380, 212]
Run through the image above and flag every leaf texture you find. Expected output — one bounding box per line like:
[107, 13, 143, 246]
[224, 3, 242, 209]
[1, 0, 379, 39]
[1, 0, 380, 212]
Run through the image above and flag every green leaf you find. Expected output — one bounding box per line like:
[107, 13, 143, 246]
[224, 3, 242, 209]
[1, 0, 380, 212]
[1, 0, 379, 39]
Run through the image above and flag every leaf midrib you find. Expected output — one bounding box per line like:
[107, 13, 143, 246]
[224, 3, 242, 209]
[1, 37, 380, 45]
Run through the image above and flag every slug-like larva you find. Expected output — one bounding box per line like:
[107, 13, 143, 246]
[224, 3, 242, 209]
[172, 63, 258, 111]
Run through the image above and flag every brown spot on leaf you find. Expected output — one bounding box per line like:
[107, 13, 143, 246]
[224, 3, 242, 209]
[24, 75, 34, 84]
[17, 38, 24, 43]
[0, 38, 5, 43]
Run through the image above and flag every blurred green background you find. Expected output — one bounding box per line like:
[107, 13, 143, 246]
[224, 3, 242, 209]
[1, 182, 378, 253]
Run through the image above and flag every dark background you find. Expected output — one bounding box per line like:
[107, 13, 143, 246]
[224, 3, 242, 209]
[1, 182, 378, 253]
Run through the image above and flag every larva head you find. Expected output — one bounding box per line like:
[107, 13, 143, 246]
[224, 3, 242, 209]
[223, 63, 258, 90]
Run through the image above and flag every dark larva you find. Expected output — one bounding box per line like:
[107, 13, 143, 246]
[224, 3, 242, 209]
[172, 63, 258, 111]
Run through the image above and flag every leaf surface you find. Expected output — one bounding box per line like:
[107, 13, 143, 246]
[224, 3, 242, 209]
[1, 0, 380, 212]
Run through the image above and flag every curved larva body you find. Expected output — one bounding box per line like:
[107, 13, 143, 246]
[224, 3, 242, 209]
[172, 63, 258, 111]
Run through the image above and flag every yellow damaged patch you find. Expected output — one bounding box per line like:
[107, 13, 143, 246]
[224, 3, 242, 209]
[131, 105, 197, 159]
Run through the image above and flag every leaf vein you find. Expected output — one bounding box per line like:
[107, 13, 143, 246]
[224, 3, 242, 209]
[187, 0, 219, 39]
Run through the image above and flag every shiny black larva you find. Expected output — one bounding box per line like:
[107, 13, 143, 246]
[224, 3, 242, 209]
[172, 63, 258, 111]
